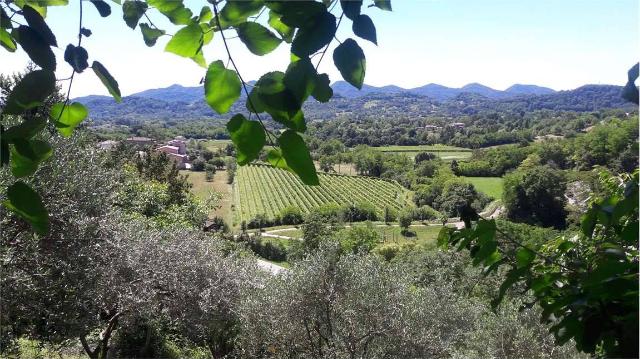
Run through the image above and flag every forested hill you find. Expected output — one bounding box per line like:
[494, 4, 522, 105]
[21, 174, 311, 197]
[76, 83, 635, 122]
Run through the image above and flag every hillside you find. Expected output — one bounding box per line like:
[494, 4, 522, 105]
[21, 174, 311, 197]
[75, 82, 634, 122]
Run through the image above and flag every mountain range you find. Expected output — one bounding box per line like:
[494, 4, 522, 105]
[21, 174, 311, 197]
[75, 82, 632, 122]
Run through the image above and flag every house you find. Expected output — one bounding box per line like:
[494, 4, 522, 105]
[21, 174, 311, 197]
[155, 137, 190, 169]
[167, 138, 186, 155]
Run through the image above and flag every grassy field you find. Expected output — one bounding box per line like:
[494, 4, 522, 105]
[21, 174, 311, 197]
[375, 144, 470, 152]
[234, 165, 412, 223]
[461, 176, 504, 199]
[201, 139, 232, 152]
[374, 145, 472, 161]
[181, 169, 233, 223]
[269, 224, 445, 249]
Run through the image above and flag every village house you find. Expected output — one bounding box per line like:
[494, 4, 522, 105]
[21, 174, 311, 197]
[155, 136, 190, 169]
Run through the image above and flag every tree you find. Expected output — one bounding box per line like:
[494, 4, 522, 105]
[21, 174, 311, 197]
[398, 209, 413, 233]
[438, 170, 639, 358]
[503, 165, 567, 229]
[0, 0, 392, 234]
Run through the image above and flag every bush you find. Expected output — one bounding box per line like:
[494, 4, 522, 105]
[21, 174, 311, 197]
[412, 205, 440, 221]
[342, 202, 378, 222]
[278, 206, 303, 225]
[247, 237, 288, 262]
[398, 210, 413, 232]
[383, 207, 398, 223]
[374, 243, 402, 261]
[191, 158, 206, 171]
[248, 214, 272, 229]
[337, 223, 381, 254]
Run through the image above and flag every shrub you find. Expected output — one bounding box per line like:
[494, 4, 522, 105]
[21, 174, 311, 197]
[342, 202, 378, 222]
[278, 206, 303, 225]
[191, 158, 206, 171]
[383, 206, 398, 223]
[247, 237, 287, 262]
[412, 205, 440, 221]
[398, 210, 413, 232]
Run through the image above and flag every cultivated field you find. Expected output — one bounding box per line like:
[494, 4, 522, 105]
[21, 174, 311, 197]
[374, 145, 472, 161]
[234, 165, 412, 222]
[461, 176, 504, 199]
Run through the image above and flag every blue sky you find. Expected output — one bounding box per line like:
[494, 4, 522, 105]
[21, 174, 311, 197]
[3, 0, 638, 97]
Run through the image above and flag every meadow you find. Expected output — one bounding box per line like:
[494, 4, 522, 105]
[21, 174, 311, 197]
[460, 176, 504, 199]
[234, 165, 412, 223]
[373, 145, 472, 160]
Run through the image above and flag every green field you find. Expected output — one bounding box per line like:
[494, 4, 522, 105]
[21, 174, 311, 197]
[234, 165, 412, 222]
[374, 145, 472, 161]
[461, 176, 504, 199]
[269, 224, 444, 249]
[375, 144, 470, 152]
[202, 139, 232, 151]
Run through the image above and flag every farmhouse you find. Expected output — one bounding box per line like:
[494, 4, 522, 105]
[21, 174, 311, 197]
[155, 137, 190, 169]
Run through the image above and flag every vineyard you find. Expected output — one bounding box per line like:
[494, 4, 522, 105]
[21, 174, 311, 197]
[234, 165, 412, 223]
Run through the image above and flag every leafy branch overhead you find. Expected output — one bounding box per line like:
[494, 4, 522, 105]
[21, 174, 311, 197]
[0, 0, 391, 233]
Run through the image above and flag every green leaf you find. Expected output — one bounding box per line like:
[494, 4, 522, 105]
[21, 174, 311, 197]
[267, 10, 294, 43]
[226, 114, 265, 165]
[333, 38, 366, 89]
[291, 11, 336, 57]
[0, 28, 17, 52]
[12, 25, 56, 70]
[198, 6, 212, 23]
[50, 102, 88, 137]
[2, 69, 55, 115]
[340, 0, 361, 20]
[92, 61, 121, 102]
[63, 44, 89, 73]
[22, 5, 57, 46]
[165, 23, 202, 58]
[1, 131, 9, 166]
[204, 60, 241, 114]
[581, 206, 598, 238]
[139, 23, 165, 46]
[122, 0, 148, 29]
[251, 71, 306, 131]
[11, 139, 52, 177]
[2, 117, 47, 141]
[217, 0, 263, 28]
[622, 63, 639, 104]
[352, 14, 376, 45]
[312, 73, 333, 102]
[515, 247, 536, 268]
[267, 148, 290, 170]
[2, 181, 49, 235]
[491, 267, 527, 309]
[80, 27, 92, 37]
[236, 22, 282, 56]
[89, 0, 111, 17]
[269, 1, 325, 27]
[1, 7, 11, 29]
[147, 0, 193, 25]
[437, 226, 451, 248]
[279, 130, 319, 185]
[284, 57, 316, 104]
[374, 0, 392, 11]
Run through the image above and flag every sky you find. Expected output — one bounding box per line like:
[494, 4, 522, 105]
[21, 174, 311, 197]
[3, 0, 638, 98]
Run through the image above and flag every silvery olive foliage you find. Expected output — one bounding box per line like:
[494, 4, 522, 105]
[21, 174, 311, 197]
[0, 134, 260, 358]
[235, 243, 584, 359]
